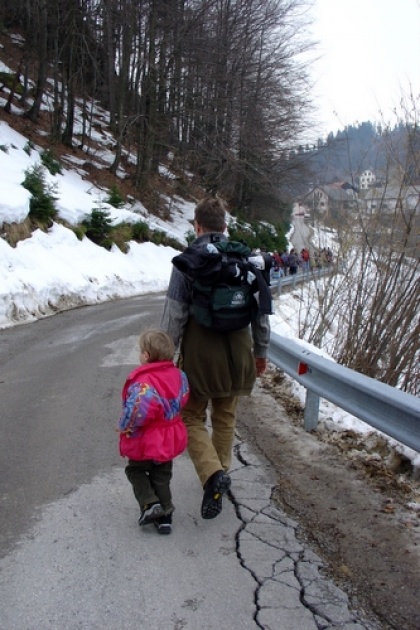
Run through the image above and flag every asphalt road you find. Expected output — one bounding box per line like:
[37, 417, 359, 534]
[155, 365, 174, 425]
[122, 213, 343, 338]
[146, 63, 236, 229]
[0, 293, 163, 557]
[0, 296, 377, 629]
[290, 213, 312, 252]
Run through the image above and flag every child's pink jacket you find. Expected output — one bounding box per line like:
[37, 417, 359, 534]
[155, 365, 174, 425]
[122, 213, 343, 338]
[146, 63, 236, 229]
[118, 361, 189, 462]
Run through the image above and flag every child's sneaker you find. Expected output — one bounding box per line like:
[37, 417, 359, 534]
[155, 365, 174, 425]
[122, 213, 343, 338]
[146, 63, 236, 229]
[153, 513, 172, 535]
[138, 502, 164, 526]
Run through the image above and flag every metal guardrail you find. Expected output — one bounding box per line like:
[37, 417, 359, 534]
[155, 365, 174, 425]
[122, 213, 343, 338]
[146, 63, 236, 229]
[268, 332, 420, 452]
[270, 267, 336, 296]
[270, 267, 333, 294]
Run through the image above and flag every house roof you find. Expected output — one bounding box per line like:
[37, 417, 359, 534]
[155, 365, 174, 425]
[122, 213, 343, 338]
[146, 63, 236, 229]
[313, 185, 355, 202]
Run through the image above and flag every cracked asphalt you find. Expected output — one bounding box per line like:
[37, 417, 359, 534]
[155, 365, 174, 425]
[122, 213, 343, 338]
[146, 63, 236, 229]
[0, 428, 376, 629]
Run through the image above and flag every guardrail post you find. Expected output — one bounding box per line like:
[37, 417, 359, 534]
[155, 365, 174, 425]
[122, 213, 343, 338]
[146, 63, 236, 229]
[303, 389, 320, 431]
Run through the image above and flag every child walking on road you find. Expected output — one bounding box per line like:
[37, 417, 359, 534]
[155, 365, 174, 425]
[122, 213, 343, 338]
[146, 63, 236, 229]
[117, 329, 189, 534]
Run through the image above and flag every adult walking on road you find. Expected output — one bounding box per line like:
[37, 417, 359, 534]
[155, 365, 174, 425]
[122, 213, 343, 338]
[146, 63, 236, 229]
[160, 196, 271, 520]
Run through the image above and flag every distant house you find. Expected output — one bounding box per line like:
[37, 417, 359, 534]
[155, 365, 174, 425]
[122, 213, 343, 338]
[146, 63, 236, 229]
[305, 183, 356, 217]
[360, 187, 394, 214]
[360, 185, 420, 215]
[358, 169, 376, 189]
[311, 187, 328, 213]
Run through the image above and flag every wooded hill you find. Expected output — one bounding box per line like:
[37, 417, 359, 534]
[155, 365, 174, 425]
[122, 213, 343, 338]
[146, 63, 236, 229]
[293, 121, 420, 189]
[0, 0, 312, 224]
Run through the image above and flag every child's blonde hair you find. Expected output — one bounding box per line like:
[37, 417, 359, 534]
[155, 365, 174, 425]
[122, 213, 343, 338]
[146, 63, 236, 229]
[139, 329, 175, 362]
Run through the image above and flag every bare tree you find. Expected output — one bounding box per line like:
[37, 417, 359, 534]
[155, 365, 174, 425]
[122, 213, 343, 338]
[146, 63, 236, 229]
[2, 0, 314, 211]
[24, 0, 49, 122]
[177, 0, 312, 213]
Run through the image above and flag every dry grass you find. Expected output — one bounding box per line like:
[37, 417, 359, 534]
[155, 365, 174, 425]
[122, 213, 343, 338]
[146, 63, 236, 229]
[1, 218, 34, 246]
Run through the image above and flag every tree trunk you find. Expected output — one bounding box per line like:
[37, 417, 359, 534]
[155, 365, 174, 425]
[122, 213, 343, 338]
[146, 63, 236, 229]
[25, 0, 48, 122]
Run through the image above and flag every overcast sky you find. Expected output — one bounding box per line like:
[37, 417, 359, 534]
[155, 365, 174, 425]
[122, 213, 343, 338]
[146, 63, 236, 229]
[308, 0, 420, 139]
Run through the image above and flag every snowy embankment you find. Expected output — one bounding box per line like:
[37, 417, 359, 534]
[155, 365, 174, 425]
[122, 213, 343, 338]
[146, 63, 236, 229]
[0, 117, 192, 329]
[0, 224, 177, 327]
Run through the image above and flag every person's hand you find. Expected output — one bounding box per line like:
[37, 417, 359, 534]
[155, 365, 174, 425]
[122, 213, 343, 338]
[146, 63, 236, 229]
[255, 357, 267, 377]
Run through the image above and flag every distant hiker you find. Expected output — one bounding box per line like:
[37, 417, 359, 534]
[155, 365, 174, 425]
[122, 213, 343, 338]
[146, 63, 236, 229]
[117, 329, 189, 535]
[321, 247, 332, 266]
[160, 196, 271, 520]
[272, 250, 280, 269]
[281, 251, 290, 275]
[272, 250, 285, 276]
[300, 248, 310, 272]
[288, 248, 299, 275]
[326, 247, 333, 264]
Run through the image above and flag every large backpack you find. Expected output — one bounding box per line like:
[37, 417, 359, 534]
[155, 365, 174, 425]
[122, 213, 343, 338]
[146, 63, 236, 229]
[172, 239, 272, 333]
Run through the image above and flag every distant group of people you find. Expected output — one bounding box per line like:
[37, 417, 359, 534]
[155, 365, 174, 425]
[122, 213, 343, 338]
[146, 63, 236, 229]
[312, 247, 333, 269]
[268, 246, 333, 279]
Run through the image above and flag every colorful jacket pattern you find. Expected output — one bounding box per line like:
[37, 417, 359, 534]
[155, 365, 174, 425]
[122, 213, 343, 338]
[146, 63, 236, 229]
[118, 361, 189, 462]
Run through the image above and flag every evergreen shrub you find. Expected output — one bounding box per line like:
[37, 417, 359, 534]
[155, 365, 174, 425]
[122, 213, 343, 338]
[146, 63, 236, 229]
[22, 164, 58, 224]
[40, 149, 62, 175]
[82, 209, 113, 246]
[131, 221, 149, 242]
[228, 220, 287, 252]
[100, 238, 114, 251]
[0, 71, 23, 94]
[150, 230, 167, 245]
[106, 184, 125, 208]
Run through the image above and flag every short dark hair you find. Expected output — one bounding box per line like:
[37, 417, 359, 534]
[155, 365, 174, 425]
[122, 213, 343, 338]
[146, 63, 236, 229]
[194, 196, 227, 233]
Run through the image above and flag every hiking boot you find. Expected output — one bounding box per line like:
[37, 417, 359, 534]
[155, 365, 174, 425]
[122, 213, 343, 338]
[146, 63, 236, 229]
[138, 502, 164, 526]
[201, 470, 231, 519]
[154, 513, 173, 535]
